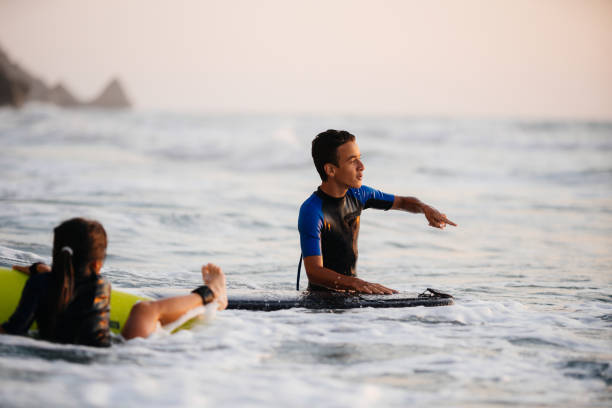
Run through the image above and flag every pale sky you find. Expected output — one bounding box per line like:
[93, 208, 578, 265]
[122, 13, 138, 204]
[1, 0, 611, 119]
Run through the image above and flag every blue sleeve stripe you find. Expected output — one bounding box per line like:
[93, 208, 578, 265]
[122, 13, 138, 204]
[353, 185, 395, 209]
[298, 194, 323, 257]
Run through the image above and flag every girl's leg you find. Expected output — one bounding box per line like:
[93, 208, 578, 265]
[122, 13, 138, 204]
[121, 263, 227, 340]
[121, 293, 202, 339]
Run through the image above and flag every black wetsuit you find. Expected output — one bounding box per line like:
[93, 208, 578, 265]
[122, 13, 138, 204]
[1, 273, 111, 347]
[298, 185, 394, 289]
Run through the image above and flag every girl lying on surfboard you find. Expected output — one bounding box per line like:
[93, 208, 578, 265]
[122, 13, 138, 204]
[0, 217, 227, 347]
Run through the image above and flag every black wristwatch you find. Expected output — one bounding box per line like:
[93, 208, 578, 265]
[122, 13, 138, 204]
[29, 262, 43, 275]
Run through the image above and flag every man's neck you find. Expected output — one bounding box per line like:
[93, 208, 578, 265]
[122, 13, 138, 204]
[319, 181, 349, 198]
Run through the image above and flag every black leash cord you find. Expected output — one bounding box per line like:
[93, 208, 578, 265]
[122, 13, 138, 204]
[296, 254, 303, 291]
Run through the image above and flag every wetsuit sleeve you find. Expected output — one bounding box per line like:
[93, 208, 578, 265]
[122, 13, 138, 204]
[1, 275, 47, 335]
[298, 198, 323, 257]
[78, 277, 111, 348]
[355, 185, 395, 210]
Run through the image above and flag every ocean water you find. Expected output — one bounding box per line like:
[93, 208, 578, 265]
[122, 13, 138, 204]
[0, 105, 610, 407]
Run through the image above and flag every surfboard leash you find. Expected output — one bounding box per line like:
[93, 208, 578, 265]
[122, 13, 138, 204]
[296, 254, 303, 291]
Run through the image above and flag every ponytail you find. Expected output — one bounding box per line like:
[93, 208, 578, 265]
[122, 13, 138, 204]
[56, 246, 76, 313]
[48, 246, 76, 336]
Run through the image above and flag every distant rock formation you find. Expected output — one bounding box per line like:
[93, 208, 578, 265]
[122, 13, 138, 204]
[0, 45, 131, 109]
[87, 78, 131, 108]
[46, 83, 80, 107]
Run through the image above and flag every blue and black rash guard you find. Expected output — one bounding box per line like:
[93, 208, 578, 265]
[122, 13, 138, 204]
[298, 185, 394, 288]
[1, 273, 111, 347]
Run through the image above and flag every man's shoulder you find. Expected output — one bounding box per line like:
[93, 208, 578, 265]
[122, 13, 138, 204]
[299, 191, 323, 212]
[347, 185, 376, 199]
[298, 191, 324, 230]
[349, 184, 376, 193]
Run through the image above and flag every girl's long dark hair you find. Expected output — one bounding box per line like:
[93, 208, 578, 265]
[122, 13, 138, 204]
[42, 218, 107, 338]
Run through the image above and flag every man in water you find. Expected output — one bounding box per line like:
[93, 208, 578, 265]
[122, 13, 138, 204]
[298, 129, 456, 294]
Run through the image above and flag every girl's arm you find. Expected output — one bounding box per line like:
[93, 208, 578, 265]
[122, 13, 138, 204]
[1, 274, 47, 335]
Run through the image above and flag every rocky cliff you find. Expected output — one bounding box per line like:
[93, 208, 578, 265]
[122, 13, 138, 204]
[0, 45, 131, 109]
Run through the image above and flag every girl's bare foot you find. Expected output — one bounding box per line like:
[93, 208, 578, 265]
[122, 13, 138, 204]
[201, 263, 228, 310]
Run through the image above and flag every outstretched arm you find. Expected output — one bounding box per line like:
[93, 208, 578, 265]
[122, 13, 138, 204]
[303, 255, 397, 294]
[391, 196, 457, 229]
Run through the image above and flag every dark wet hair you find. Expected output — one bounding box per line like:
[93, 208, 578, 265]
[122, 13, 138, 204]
[311, 129, 356, 181]
[42, 218, 107, 338]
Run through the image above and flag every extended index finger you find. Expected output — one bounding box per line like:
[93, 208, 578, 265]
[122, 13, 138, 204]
[443, 216, 457, 227]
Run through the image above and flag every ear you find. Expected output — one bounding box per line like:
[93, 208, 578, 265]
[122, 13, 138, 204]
[324, 163, 335, 178]
[90, 259, 103, 275]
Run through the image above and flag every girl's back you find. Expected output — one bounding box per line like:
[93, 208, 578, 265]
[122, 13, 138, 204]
[2, 272, 111, 347]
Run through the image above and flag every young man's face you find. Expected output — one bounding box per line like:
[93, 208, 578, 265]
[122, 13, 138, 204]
[328, 141, 365, 188]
